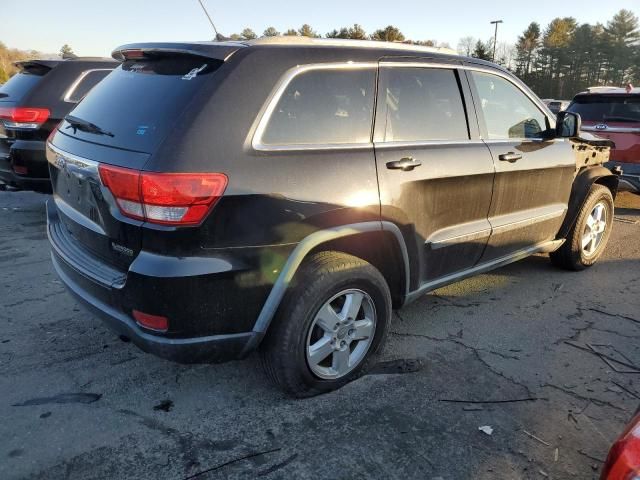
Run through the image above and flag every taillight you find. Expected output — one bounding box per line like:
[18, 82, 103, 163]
[132, 310, 168, 332]
[98, 164, 228, 226]
[0, 107, 50, 129]
[601, 413, 640, 479]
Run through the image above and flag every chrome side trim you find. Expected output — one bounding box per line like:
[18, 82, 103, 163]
[251, 62, 377, 152]
[489, 204, 567, 235]
[426, 218, 492, 249]
[62, 69, 113, 103]
[405, 239, 565, 303]
[375, 139, 485, 149]
[582, 125, 640, 134]
[247, 221, 410, 342]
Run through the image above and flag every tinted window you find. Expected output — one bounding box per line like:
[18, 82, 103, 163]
[380, 68, 469, 142]
[568, 96, 640, 123]
[0, 71, 47, 103]
[61, 56, 222, 153]
[261, 68, 375, 145]
[65, 69, 112, 103]
[472, 71, 548, 139]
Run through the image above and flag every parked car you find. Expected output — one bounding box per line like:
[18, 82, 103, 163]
[0, 57, 117, 191]
[45, 37, 618, 396]
[601, 409, 640, 479]
[567, 86, 640, 193]
[547, 100, 570, 115]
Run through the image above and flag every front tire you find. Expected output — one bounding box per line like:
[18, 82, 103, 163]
[550, 184, 614, 270]
[261, 251, 391, 397]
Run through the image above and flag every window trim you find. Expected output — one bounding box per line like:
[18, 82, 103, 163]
[62, 68, 113, 104]
[252, 62, 378, 152]
[374, 64, 473, 144]
[464, 67, 553, 142]
[251, 61, 552, 152]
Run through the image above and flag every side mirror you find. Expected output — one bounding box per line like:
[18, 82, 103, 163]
[556, 111, 581, 138]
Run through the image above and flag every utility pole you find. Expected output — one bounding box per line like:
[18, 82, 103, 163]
[197, 0, 220, 39]
[490, 20, 503, 62]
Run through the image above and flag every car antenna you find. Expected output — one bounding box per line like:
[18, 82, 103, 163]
[196, 0, 222, 40]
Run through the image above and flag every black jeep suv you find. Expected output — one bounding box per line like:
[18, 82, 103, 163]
[46, 38, 618, 396]
[0, 57, 117, 191]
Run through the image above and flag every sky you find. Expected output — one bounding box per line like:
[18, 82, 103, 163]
[2, 0, 638, 57]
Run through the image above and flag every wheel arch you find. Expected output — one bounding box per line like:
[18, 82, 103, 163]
[243, 221, 410, 353]
[557, 166, 619, 239]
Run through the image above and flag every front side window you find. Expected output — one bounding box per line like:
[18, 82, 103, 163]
[65, 69, 112, 103]
[471, 71, 548, 140]
[260, 67, 376, 146]
[379, 67, 469, 142]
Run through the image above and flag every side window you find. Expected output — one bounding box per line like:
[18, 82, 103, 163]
[379, 67, 469, 142]
[260, 67, 375, 146]
[64, 69, 112, 103]
[471, 71, 548, 139]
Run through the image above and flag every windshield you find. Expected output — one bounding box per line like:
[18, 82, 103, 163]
[59, 55, 223, 153]
[568, 95, 640, 123]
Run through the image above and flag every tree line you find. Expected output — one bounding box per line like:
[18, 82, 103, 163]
[3, 10, 639, 99]
[222, 24, 447, 47]
[512, 9, 639, 99]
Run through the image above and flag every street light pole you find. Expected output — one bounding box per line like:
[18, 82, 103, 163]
[490, 20, 503, 62]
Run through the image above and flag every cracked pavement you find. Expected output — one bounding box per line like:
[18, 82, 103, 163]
[1, 191, 639, 479]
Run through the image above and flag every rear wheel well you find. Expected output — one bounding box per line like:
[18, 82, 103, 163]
[308, 231, 406, 309]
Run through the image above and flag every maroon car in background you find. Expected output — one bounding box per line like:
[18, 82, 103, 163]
[568, 86, 640, 193]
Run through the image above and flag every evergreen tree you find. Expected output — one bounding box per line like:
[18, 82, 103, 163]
[263, 27, 280, 37]
[371, 26, 405, 42]
[472, 40, 492, 60]
[241, 28, 257, 40]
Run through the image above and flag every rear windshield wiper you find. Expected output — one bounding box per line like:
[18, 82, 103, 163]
[64, 115, 114, 137]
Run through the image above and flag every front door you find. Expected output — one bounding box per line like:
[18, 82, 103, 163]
[373, 61, 495, 290]
[467, 69, 575, 263]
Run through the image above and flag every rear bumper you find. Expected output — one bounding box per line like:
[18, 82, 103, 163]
[0, 139, 50, 189]
[606, 161, 640, 193]
[51, 253, 257, 363]
[47, 199, 263, 363]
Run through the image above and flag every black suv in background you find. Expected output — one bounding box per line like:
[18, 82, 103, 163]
[46, 38, 618, 396]
[0, 57, 117, 191]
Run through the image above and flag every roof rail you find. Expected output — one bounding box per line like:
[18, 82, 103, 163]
[241, 36, 458, 56]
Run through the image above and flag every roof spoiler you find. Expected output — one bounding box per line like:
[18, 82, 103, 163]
[112, 42, 245, 62]
[13, 59, 60, 73]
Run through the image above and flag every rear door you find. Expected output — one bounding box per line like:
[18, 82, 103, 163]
[467, 69, 574, 262]
[48, 53, 225, 269]
[373, 60, 495, 288]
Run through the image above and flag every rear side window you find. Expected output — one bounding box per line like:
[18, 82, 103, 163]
[568, 96, 640, 123]
[259, 67, 376, 146]
[379, 67, 469, 142]
[64, 69, 112, 103]
[60, 56, 222, 153]
[0, 70, 47, 103]
[471, 71, 548, 139]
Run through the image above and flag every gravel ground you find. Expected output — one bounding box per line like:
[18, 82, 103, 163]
[1, 190, 639, 480]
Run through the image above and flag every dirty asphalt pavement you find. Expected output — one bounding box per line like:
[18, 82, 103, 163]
[1, 190, 639, 480]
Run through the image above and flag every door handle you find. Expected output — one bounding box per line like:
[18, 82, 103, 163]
[386, 157, 422, 171]
[498, 152, 523, 163]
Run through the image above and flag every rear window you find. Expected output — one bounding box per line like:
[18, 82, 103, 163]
[59, 56, 222, 153]
[568, 95, 640, 123]
[260, 67, 376, 146]
[0, 69, 48, 103]
[64, 69, 112, 103]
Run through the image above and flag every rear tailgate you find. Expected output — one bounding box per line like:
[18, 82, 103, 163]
[47, 44, 237, 272]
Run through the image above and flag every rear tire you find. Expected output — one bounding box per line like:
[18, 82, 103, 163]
[261, 251, 391, 397]
[550, 184, 613, 270]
